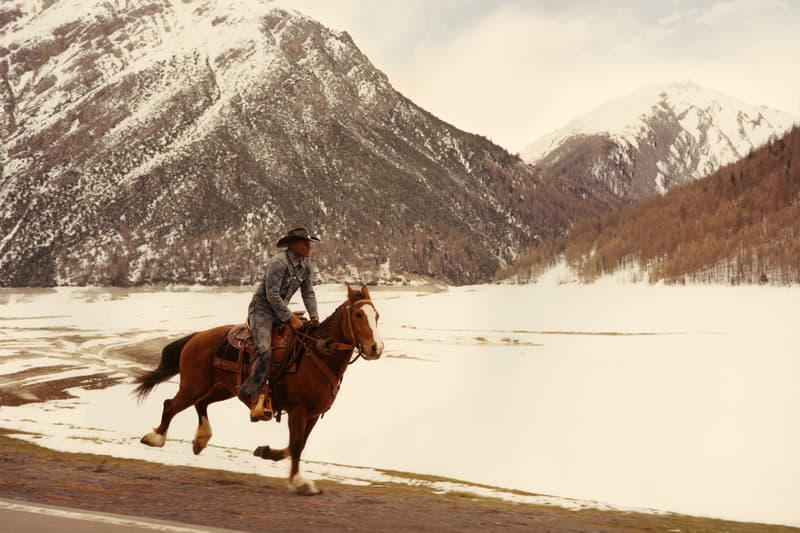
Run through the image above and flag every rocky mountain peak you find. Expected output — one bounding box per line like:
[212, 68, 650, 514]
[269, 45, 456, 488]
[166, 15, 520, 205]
[521, 81, 798, 200]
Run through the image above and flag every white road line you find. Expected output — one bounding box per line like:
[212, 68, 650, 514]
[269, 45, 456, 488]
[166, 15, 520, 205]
[0, 499, 239, 532]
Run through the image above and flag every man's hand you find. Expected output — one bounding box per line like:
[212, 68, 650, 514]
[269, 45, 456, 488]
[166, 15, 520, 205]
[289, 315, 304, 330]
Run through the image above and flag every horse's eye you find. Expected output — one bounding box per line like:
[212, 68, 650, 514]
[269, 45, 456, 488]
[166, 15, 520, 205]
[355, 312, 363, 318]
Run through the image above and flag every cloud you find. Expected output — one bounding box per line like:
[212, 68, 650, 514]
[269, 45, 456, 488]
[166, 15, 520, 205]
[693, 0, 789, 26]
[278, 0, 800, 152]
[380, 5, 665, 150]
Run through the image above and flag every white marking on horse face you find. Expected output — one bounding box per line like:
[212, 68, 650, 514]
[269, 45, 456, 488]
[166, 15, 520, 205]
[363, 305, 384, 359]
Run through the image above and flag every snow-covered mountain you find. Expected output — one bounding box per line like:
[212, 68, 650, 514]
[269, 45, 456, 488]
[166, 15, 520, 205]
[0, 0, 612, 286]
[521, 81, 798, 200]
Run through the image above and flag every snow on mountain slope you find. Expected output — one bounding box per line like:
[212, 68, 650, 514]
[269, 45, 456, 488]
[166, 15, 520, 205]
[0, 0, 614, 286]
[521, 81, 798, 199]
[1, 0, 351, 143]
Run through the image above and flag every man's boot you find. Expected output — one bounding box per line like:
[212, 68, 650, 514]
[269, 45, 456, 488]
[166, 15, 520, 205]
[249, 387, 273, 422]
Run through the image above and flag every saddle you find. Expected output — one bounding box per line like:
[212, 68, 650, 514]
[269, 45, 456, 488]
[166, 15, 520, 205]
[212, 312, 305, 389]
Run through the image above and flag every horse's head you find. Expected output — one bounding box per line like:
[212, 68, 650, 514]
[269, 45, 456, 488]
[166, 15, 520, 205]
[345, 284, 384, 360]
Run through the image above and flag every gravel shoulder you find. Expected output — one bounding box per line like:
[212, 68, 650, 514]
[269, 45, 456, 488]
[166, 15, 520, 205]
[1, 430, 795, 533]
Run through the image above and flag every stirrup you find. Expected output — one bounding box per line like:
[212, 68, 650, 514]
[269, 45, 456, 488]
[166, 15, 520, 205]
[249, 393, 273, 422]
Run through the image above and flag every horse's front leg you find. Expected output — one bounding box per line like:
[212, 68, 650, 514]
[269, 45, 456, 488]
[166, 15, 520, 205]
[287, 411, 320, 495]
[253, 415, 320, 464]
[251, 414, 321, 495]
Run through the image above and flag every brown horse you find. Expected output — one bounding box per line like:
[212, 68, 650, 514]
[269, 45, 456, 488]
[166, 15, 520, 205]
[133, 285, 383, 495]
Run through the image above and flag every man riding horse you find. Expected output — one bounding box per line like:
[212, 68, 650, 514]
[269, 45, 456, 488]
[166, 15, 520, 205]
[238, 227, 321, 422]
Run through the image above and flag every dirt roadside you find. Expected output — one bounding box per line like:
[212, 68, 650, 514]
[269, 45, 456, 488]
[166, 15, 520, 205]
[0, 431, 795, 533]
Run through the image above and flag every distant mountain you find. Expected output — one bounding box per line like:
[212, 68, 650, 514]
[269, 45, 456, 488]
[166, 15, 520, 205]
[501, 126, 800, 285]
[0, 0, 613, 286]
[521, 81, 798, 201]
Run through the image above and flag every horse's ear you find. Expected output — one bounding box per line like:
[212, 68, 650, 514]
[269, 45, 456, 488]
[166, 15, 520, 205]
[346, 284, 355, 299]
[361, 285, 371, 299]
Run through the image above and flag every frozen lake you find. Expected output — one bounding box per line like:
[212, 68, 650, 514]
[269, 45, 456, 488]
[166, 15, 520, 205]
[1, 281, 799, 527]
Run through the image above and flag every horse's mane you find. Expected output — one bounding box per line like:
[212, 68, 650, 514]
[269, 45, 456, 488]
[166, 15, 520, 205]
[314, 290, 367, 338]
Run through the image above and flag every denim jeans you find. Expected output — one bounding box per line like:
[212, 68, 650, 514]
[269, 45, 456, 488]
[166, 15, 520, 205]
[239, 305, 274, 399]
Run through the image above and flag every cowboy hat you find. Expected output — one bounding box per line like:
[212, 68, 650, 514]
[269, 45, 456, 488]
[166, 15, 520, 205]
[276, 227, 321, 247]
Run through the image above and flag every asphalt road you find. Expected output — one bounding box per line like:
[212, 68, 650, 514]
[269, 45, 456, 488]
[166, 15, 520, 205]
[0, 498, 244, 533]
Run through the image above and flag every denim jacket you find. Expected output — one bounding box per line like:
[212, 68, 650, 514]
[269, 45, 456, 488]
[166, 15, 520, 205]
[249, 249, 318, 323]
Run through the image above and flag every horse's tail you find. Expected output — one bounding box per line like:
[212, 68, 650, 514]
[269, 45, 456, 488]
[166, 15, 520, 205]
[132, 333, 196, 402]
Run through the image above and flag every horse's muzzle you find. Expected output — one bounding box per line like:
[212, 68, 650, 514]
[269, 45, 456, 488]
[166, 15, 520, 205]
[363, 341, 384, 360]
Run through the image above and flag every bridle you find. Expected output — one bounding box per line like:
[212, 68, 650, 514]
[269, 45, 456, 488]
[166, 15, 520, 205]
[340, 298, 379, 360]
[293, 297, 379, 363]
[286, 297, 379, 406]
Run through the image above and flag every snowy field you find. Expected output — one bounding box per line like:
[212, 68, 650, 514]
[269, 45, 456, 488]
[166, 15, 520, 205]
[1, 279, 799, 527]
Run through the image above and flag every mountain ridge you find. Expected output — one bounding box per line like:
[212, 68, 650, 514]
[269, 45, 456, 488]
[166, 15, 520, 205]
[0, 0, 615, 286]
[521, 81, 798, 200]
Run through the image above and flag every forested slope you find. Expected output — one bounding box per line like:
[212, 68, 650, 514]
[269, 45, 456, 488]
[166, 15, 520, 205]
[499, 126, 800, 285]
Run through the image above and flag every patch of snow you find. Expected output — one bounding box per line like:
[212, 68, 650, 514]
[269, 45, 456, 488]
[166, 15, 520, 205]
[356, 79, 377, 103]
[325, 34, 348, 61]
[0, 1, 92, 48]
[0, 215, 25, 255]
[655, 171, 667, 194]
[678, 106, 702, 143]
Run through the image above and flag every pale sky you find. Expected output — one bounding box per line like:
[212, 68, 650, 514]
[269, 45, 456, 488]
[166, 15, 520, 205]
[280, 0, 800, 153]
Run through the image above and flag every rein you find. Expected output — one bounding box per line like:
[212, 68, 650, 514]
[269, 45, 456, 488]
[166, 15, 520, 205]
[287, 297, 376, 404]
[292, 297, 377, 363]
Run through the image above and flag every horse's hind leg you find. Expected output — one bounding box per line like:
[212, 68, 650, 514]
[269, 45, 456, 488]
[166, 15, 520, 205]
[141, 386, 202, 448]
[253, 445, 290, 461]
[192, 385, 232, 455]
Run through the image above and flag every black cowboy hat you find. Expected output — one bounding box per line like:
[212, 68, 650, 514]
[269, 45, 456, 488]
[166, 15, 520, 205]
[276, 227, 321, 247]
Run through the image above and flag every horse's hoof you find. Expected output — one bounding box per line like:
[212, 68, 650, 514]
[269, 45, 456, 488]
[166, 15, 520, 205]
[140, 431, 166, 448]
[192, 440, 204, 455]
[290, 474, 320, 496]
[253, 446, 271, 459]
[297, 486, 321, 496]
